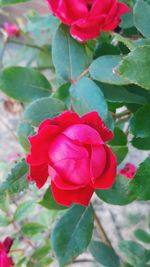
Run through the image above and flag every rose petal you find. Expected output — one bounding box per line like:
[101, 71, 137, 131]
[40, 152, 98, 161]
[94, 145, 116, 189]
[27, 125, 59, 165]
[63, 124, 103, 144]
[3, 238, 13, 253]
[28, 164, 48, 189]
[90, 145, 106, 182]
[51, 181, 94, 206]
[0, 251, 12, 267]
[48, 165, 86, 189]
[48, 134, 88, 162]
[81, 112, 114, 142]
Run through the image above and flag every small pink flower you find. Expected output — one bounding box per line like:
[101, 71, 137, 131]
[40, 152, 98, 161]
[119, 163, 137, 179]
[0, 237, 14, 267]
[3, 22, 20, 38]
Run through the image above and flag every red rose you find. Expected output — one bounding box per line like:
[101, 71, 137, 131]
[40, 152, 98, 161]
[47, 0, 130, 41]
[0, 237, 14, 267]
[119, 163, 137, 179]
[3, 22, 20, 38]
[27, 111, 116, 206]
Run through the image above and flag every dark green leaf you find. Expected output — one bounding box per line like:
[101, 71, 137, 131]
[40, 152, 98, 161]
[130, 104, 150, 138]
[24, 97, 65, 126]
[129, 156, 150, 200]
[133, 0, 150, 38]
[109, 128, 128, 164]
[90, 55, 129, 85]
[96, 175, 136, 205]
[70, 77, 108, 121]
[0, 67, 51, 102]
[132, 136, 150, 150]
[51, 204, 93, 267]
[134, 229, 150, 243]
[0, 160, 29, 194]
[89, 241, 120, 267]
[52, 24, 90, 81]
[118, 46, 150, 90]
[97, 83, 150, 105]
[39, 187, 67, 210]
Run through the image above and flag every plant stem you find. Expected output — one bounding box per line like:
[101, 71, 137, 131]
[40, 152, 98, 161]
[93, 209, 112, 248]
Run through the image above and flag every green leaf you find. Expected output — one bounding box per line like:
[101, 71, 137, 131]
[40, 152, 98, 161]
[14, 200, 35, 222]
[132, 136, 150, 150]
[0, 160, 29, 194]
[97, 83, 150, 105]
[21, 223, 45, 236]
[134, 229, 150, 244]
[70, 77, 108, 121]
[111, 146, 128, 165]
[39, 187, 67, 210]
[96, 175, 136, 205]
[121, 12, 134, 29]
[109, 127, 128, 164]
[51, 204, 94, 267]
[52, 24, 90, 81]
[30, 245, 51, 261]
[0, 193, 9, 212]
[24, 97, 65, 126]
[0, 214, 9, 226]
[133, 0, 150, 38]
[118, 46, 150, 90]
[130, 104, 150, 138]
[90, 55, 129, 85]
[119, 240, 150, 267]
[0, 0, 31, 6]
[17, 122, 34, 152]
[129, 156, 150, 200]
[89, 241, 120, 267]
[0, 67, 51, 102]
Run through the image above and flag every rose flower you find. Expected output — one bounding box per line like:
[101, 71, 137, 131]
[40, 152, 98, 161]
[47, 0, 130, 41]
[27, 111, 116, 206]
[0, 237, 14, 267]
[3, 22, 20, 38]
[119, 163, 137, 179]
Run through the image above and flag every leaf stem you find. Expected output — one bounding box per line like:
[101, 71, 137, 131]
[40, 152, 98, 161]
[93, 209, 112, 248]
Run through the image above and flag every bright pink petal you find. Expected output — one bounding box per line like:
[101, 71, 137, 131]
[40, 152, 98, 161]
[118, 163, 137, 179]
[0, 251, 12, 267]
[48, 165, 85, 189]
[63, 124, 103, 144]
[94, 145, 116, 189]
[81, 112, 114, 142]
[51, 181, 94, 206]
[28, 164, 48, 189]
[90, 145, 107, 182]
[53, 157, 91, 186]
[27, 125, 59, 165]
[48, 134, 88, 162]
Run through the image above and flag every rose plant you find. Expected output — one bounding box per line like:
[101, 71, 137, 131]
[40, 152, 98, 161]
[0, 0, 150, 266]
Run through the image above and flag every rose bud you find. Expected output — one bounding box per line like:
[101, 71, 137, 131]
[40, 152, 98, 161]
[0, 237, 14, 267]
[27, 111, 116, 206]
[119, 163, 137, 179]
[3, 22, 20, 38]
[47, 0, 130, 42]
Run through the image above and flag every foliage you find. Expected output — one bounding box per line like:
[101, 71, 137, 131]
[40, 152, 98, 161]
[0, 0, 150, 266]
